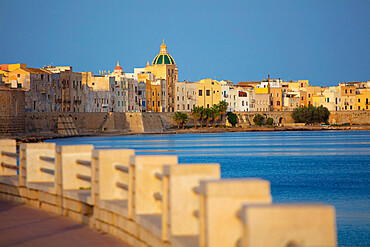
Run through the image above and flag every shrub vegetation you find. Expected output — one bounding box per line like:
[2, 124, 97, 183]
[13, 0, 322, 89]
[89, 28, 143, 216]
[292, 105, 330, 124]
[253, 114, 265, 126]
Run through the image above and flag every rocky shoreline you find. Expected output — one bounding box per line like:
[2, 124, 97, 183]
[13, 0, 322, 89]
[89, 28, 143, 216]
[4, 124, 369, 144]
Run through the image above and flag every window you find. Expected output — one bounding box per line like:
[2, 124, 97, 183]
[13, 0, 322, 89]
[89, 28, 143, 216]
[177, 96, 179, 100]
[206, 90, 210, 96]
[199, 90, 203, 96]
[207, 104, 209, 108]
[345, 90, 347, 94]
[118, 101, 120, 106]
[158, 101, 160, 107]
[277, 101, 280, 106]
[242, 101, 244, 106]
[301, 97, 304, 100]
[358, 99, 360, 102]
[118, 91, 120, 96]
[350, 90, 352, 93]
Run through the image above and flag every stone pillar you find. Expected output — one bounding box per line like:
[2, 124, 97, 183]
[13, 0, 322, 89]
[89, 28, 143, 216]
[198, 179, 272, 247]
[162, 164, 220, 241]
[128, 155, 177, 219]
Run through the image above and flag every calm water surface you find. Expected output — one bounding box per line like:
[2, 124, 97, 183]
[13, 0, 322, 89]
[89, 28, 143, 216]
[47, 130, 370, 246]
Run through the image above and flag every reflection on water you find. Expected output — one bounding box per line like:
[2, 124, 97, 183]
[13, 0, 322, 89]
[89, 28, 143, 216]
[47, 130, 370, 246]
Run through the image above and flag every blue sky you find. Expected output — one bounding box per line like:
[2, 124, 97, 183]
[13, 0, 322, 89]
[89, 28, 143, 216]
[0, 0, 369, 86]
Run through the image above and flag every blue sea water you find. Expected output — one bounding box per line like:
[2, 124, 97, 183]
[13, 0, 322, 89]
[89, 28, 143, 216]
[46, 130, 370, 246]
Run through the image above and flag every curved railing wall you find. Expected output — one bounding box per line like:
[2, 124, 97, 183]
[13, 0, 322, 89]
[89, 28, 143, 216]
[0, 139, 337, 247]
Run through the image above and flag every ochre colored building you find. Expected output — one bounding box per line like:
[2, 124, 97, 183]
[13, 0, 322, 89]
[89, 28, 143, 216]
[145, 40, 178, 112]
[196, 79, 221, 108]
[356, 89, 370, 110]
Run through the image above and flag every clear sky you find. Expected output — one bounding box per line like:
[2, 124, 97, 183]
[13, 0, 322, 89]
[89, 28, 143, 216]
[0, 0, 369, 86]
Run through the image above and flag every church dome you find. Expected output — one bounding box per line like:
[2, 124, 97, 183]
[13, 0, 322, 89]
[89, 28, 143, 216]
[114, 61, 123, 74]
[152, 40, 176, 65]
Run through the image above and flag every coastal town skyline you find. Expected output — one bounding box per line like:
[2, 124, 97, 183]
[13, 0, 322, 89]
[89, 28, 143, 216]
[1, 0, 369, 86]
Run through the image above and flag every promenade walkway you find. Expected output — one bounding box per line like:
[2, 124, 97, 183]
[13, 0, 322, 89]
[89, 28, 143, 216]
[0, 200, 130, 247]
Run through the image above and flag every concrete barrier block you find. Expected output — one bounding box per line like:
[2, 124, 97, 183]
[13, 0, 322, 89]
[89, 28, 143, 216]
[198, 179, 272, 247]
[162, 164, 220, 240]
[129, 155, 178, 217]
[92, 149, 134, 204]
[56, 145, 94, 191]
[241, 204, 337, 247]
[22, 143, 56, 184]
[0, 139, 17, 176]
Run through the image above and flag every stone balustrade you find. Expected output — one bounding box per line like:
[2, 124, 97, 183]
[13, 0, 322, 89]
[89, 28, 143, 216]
[0, 139, 337, 247]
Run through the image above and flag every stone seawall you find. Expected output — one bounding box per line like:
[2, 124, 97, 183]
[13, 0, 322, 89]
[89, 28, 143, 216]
[0, 89, 25, 135]
[0, 110, 368, 137]
[329, 110, 370, 125]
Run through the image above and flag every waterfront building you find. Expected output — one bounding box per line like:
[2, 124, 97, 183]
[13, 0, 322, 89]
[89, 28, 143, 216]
[238, 91, 249, 111]
[146, 78, 166, 112]
[320, 87, 342, 111]
[174, 81, 197, 112]
[145, 40, 178, 112]
[109, 62, 129, 112]
[196, 78, 222, 108]
[254, 86, 270, 111]
[6, 64, 53, 112]
[282, 91, 300, 111]
[356, 89, 370, 110]
[227, 87, 239, 111]
[340, 85, 356, 110]
[270, 87, 283, 111]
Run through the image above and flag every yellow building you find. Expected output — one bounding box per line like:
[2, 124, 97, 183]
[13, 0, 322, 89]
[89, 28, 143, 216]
[145, 40, 178, 112]
[356, 89, 370, 110]
[0, 63, 28, 86]
[313, 94, 326, 108]
[196, 78, 221, 108]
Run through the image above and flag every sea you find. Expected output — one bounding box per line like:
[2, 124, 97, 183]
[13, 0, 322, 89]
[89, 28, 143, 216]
[46, 130, 370, 246]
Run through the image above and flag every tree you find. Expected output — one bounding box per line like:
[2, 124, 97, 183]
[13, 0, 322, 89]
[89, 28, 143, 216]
[174, 112, 189, 129]
[253, 114, 265, 126]
[210, 105, 221, 125]
[204, 108, 214, 127]
[292, 106, 330, 124]
[227, 112, 237, 127]
[266, 117, 274, 126]
[192, 106, 204, 128]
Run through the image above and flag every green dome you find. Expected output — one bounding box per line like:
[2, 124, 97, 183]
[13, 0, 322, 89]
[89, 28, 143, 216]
[152, 54, 175, 65]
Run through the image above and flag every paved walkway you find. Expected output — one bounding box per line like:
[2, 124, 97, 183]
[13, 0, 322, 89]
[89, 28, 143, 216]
[0, 200, 130, 247]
